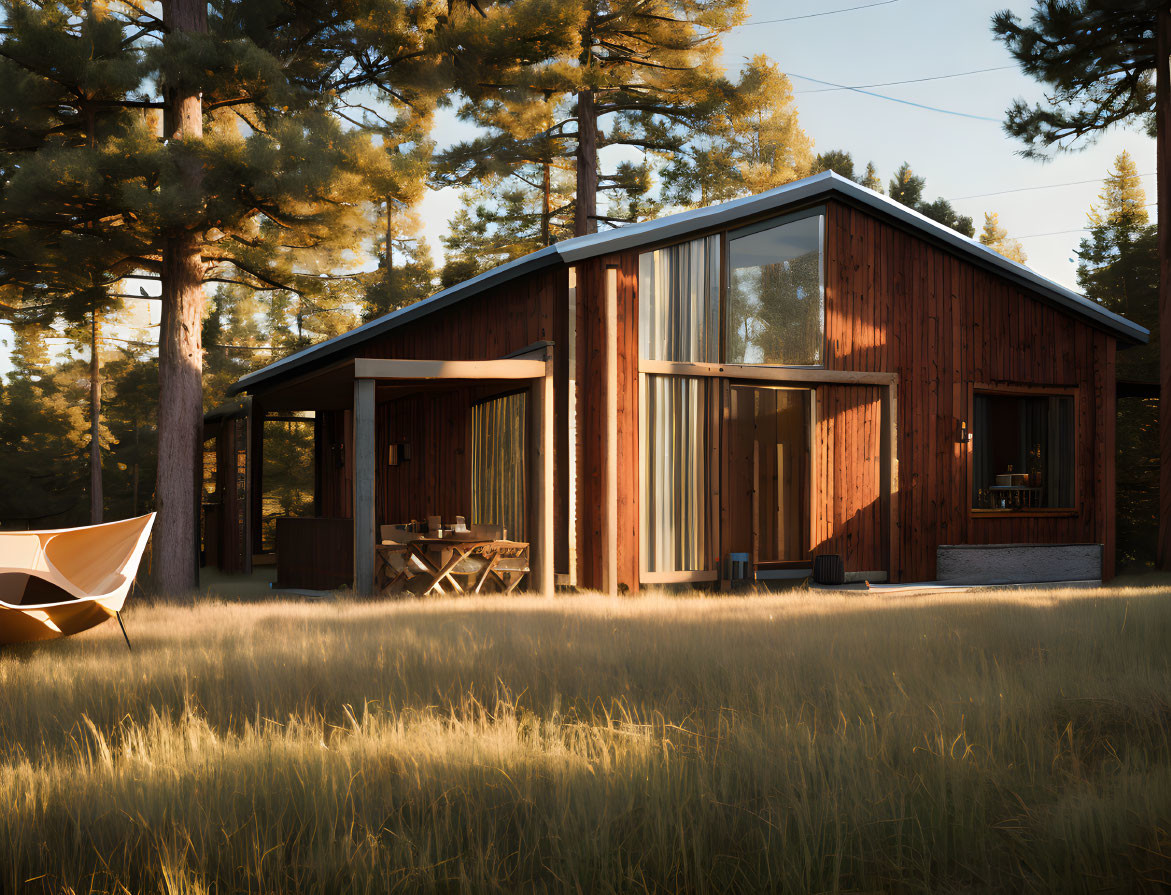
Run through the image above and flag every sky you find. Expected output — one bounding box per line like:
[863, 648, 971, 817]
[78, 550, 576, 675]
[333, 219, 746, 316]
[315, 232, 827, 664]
[417, 0, 1155, 293]
[0, 0, 1156, 377]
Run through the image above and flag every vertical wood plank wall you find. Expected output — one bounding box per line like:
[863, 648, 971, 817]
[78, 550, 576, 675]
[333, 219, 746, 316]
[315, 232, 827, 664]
[305, 193, 1119, 588]
[574, 255, 640, 592]
[812, 385, 885, 573]
[823, 199, 1117, 581]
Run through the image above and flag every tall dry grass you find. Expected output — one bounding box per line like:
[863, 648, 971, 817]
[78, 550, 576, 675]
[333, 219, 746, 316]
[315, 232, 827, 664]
[2, 586, 1171, 893]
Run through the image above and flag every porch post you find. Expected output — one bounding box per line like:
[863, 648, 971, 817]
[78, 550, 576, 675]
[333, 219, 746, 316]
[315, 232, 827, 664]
[353, 377, 376, 595]
[603, 265, 619, 596]
[531, 346, 556, 594]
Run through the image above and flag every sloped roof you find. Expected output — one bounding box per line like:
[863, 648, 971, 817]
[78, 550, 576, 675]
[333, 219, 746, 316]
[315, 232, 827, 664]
[231, 171, 1148, 395]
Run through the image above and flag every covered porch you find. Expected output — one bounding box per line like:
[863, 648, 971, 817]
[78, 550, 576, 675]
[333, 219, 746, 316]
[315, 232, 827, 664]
[203, 345, 555, 596]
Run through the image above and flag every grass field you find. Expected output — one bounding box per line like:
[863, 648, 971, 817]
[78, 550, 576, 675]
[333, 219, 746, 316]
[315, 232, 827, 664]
[3, 585, 1171, 893]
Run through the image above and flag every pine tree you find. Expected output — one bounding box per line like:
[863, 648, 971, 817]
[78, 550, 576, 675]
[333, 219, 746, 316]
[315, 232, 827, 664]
[861, 162, 883, 193]
[888, 162, 974, 236]
[993, 1, 1171, 567]
[1078, 151, 1158, 380]
[0, 325, 91, 526]
[813, 149, 857, 181]
[0, 0, 478, 591]
[448, 0, 747, 237]
[1077, 150, 1160, 569]
[979, 212, 1028, 264]
[661, 55, 812, 207]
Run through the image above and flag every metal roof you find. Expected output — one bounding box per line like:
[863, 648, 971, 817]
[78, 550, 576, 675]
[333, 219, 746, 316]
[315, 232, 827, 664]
[231, 170, 1148, 395]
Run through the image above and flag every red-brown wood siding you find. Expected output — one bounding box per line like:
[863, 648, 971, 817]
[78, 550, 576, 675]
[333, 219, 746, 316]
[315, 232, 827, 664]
[812, 385, 884, 573]
[823, 199, 1117, 581]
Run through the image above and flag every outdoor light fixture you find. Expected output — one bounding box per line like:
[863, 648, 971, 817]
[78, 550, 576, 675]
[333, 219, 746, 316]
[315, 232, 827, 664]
[957, 420, 970, 444]
[388, 443, 411, 466]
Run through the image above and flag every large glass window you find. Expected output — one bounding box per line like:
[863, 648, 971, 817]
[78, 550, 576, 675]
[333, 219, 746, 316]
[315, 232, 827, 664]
[471, 391, 527, 540]
[641, 375, 710, 573]
[972, 393, 1074, 510]
[726, 213, 825, 366]
[639, 234, 720, 362]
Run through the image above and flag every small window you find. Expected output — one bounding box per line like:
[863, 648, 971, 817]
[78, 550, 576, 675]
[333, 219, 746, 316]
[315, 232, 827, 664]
[972, 393, 1075, 511]
[726, 212, 825, 366]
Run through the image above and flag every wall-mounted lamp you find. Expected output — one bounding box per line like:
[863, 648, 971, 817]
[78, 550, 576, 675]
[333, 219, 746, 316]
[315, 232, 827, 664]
[388, 443, 411, 466]
[957, 420, 971, 444]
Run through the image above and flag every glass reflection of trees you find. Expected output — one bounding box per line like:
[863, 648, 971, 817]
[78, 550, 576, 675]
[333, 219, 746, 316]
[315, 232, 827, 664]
[727, 214, 823, 366]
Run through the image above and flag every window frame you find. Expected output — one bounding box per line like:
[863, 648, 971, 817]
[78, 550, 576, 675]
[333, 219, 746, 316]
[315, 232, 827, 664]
[968, 383, 1079, 519]
[633, 208, 828, 581]
[723, 205, 828, 369]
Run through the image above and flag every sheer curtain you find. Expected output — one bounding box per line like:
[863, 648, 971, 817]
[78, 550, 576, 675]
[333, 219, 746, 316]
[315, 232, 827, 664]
[642, 375, 709, 573]
[638, 235, 720, 363]
[638, 236, 719, 573]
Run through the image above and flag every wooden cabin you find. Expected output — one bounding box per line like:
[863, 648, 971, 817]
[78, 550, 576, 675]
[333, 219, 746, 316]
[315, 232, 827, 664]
[202, 171, 1147, 593]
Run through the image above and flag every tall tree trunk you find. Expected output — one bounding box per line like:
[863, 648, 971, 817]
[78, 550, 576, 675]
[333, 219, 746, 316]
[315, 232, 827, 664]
[132, 418, 140, 516]
[155, 0, 208, 594]
[542, 159, 552, 246]
[391, 201, 400, 270]
[89, 308, 103, 523]
[1158, 5, 1171, 568]
[575, 89, 598, 236]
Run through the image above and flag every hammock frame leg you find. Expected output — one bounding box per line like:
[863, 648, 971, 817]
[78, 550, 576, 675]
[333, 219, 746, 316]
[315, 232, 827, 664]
[115, 611, 132, 651]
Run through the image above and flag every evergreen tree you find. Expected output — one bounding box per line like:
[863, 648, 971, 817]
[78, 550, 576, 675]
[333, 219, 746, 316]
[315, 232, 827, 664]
[888, 162, 975, 237]
[861, 161, 883, 193]
[993, 0, 1171, 567]
[1078, 150, 1159, 380]
[0, 325, 91, 526]
[1077, 150, 1160, 569]
[449, 0, 747, 236]
[978, 212, 1028, 264]
[812, 149, 857, 181]
[661, 55, 812, 207]
[361, 106, 438, 320]
[0, 0, 477, 590]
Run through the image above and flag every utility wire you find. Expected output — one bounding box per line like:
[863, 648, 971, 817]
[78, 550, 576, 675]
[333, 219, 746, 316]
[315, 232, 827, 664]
[1014, 203, 1155, 239]
[796, 65, 1016, 93]
[956, 172, 1155, 201]
[785, 72, 1000, 121]
[739, 0, 900, 26]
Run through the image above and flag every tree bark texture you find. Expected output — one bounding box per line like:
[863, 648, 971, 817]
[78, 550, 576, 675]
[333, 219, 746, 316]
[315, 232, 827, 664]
[90, 310, 103, 523]
[575, 89, 598, 236]
[155, 0, 208, 594]
[542, 159, 552, 245]
[1158, 5, 1171, 568]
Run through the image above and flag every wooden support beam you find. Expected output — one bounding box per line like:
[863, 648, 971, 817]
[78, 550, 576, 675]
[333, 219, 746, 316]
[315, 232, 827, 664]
[352, 377, 376, 595]
[354, 358, 547, 381]
[529, 347, 556, 594]
[639, 360, 897, 386]
[603, 266, 619, 596]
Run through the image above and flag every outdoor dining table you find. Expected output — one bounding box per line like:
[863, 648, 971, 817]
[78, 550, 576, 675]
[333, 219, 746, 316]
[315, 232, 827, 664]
[375, 536, 530, 597]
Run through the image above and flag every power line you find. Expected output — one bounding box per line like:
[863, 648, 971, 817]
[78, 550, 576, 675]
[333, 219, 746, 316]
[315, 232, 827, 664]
[739, 0, 900, 26]
[785, 72, 1000, 121]
[796, 65, 1016, 94]
[956, 172, 1156, 201]
[1015, 229, 1090, 240]
[1014, 203, 1155, 239]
